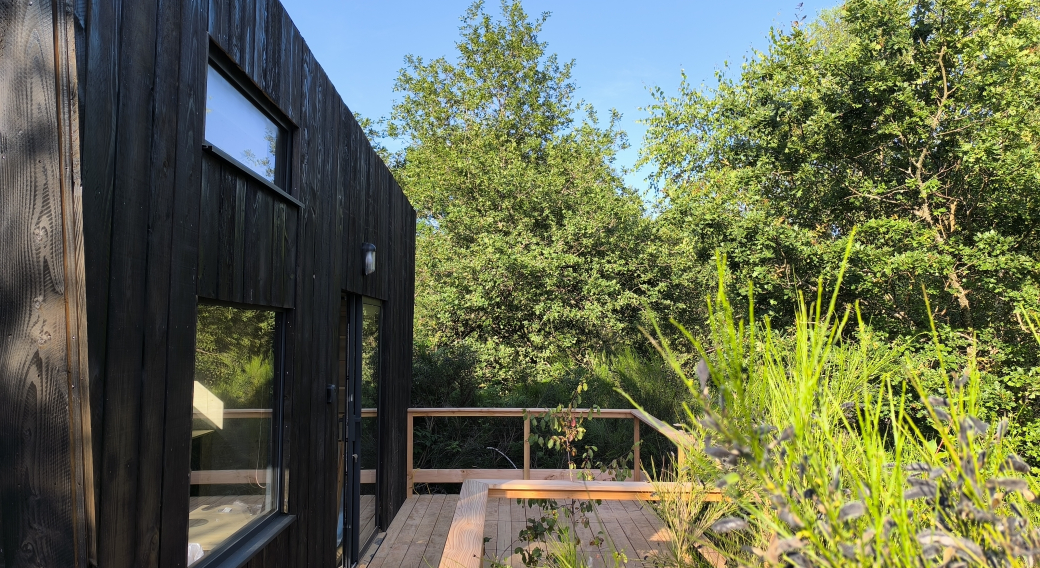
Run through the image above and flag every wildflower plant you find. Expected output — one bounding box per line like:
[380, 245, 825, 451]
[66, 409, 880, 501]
[641, 239, 1040, 567]
[504, 381, 635, 568]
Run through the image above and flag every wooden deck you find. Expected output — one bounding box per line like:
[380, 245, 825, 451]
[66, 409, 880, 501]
[360, 495, 673, 568]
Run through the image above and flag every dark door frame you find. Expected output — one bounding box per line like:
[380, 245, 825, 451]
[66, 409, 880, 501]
[340, 294, 383, 567]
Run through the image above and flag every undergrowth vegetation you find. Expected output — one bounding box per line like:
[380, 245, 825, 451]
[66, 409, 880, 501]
[394, 0, 1040, 481]
[644, 247, 1040, 567]
[409, 339, 681, 492]
[390, 1, 1040, 561]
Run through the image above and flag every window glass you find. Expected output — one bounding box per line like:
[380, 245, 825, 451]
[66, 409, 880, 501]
[336, 301, 349, 566]
[188, 305, 278, 566]
[359, 301, 380, 548]
[205, 64, 283, 185]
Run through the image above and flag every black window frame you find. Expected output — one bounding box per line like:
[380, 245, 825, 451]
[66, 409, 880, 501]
[204, 40, 298, 206]
[188, 299, 293, 568]
[358, 296, 383, 547]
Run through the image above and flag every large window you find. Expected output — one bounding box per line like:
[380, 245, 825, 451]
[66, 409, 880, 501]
[188, 304, 282, 566]
[359, 300, 381, 549]
[204, 62, 288, 188]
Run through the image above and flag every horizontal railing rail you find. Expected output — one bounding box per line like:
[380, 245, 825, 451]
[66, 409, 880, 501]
[407, 407, 694, 495]
[191, 407, 692, 489]
[191, 408, 378, 420]
[190, 407, 378, 485]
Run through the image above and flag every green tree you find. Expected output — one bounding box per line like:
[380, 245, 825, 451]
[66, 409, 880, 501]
[383, 0, 655, 391]
[194, 305, 276, 409]
[640, 0, 1040, 457]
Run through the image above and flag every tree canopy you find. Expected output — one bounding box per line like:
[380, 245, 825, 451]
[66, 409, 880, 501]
[384, 0, 655, 390]
[640, 0, 1040, 457]
[642, 0, 1040, 324]
[374, 0, 1040, 462]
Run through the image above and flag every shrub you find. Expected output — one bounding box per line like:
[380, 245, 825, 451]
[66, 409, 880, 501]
[643, 246, 1040, 567]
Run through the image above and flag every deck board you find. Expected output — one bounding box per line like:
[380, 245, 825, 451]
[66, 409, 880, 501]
[401, 494, 445, 568]
[509, 497, 525, 568]
[423, 495, 460, 566]
[361, 496, 673, 568]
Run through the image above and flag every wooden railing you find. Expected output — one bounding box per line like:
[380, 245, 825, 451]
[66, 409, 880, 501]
[192, 407, 694, 491]
[407, 408, 694, 495]
[190, 408, 378, 485]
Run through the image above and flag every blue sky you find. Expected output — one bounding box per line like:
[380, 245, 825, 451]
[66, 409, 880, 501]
[279, 0, 841, 191]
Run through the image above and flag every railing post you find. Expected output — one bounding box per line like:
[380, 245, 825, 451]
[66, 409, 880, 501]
[407, 411, 414, 495]
[632, 418, 641, 482]
[523, 417, 531, 480]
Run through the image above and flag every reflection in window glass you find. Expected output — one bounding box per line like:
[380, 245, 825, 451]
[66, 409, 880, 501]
[359, 302, 380, 548]
[205, 65, 283, 184]
[336, 302, 349, 565]
[188, 305, 278, 566]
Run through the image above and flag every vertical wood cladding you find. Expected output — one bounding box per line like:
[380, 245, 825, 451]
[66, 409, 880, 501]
[0, 1, 95, 566]
[197, 154, 298, 308]
[67, 0, 416, 567]
[75, 0, 209, 565]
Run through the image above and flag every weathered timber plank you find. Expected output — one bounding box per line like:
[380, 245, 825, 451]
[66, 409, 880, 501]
[293, 43, 319, 568]
[133, 0, 197, 564]
[439, 482, 488, 568]
[421, 494, 459, 567]
[233, 176, 247, 302]
[242, 182, 261, 303]
[197, 156, 219, 297]
[399, 494, 445, 568]
[55, 1, 97, 562]
[216, 160, 236, 300]
[79, 0, 121, 532]
[270, 201, 285, 306]
[255, 0, 272, 96]
[95, 0, 162, 562]
[0, 0, 93, 565]
[207, 0, 226, 46]
[257, 190, 272, 305]
[283, 206, 298, 305]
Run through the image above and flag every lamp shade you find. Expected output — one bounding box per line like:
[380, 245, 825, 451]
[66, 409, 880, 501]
[362, 243, 376, 275]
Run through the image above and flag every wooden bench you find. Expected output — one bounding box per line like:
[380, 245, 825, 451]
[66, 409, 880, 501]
[437, 479, 721, 568]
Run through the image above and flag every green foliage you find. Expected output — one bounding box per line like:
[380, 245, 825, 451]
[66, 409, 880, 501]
[508, 498, 627, 568]
[412, 339, 480, 407]
[384, 0, 659, 390]
[391, 0, 1040, 491]
[644, 257, 1040, 567]
[639, 0, 1040, 462]
[194, 305, 276, 409]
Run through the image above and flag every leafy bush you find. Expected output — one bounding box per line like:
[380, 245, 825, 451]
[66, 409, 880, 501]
[639, 0, 1040, 467]
[643, 249, 1040, 567]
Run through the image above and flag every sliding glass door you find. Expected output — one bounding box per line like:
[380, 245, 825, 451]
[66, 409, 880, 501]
[359, 299, 381, 551]
[337, 295, 382, 567]
[336, 299, 354, 567]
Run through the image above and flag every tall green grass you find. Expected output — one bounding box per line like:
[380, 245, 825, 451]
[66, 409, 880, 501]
[641, 246, 1040, 567]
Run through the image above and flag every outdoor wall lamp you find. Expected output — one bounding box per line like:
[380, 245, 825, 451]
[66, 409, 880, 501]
[362, 242, 376, 276]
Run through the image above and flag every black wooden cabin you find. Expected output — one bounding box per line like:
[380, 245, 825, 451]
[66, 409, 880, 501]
[0, 0, 416, 567]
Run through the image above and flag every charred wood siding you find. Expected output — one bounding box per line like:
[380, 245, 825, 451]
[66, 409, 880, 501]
[74, 0, 208, 566]
[0, 1, 95, 566]
[197, 153, 298, 308]
[66, 0, 415, 567]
